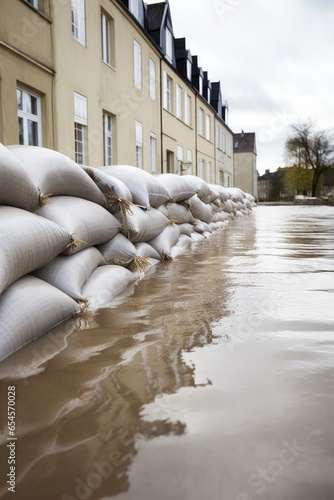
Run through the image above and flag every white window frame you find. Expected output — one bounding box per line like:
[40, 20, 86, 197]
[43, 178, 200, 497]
[163, 72, 172, 112]
[71, 0, 85, 46]
[101, 10, 111, 65]
[73, 92, 87, 165]
[206, 114, 211, 141]
[103, 112, 113, 166]
[149, 59, 156, 100]
[150, 133, 157, 174]
[184, 93, 191, 126]
[17, 87, 42, 146]
[198, 108, 204, 136]
[207, 87, 211, 104]
[135, 121, 143, 169]
[176, 84, 182, 119]
[166, 28, 173, 63]
[134, 40, 142, 90]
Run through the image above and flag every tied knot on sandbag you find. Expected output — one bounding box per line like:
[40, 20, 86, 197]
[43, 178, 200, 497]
[132, 255, 152, 273]
[39, 192, 52, 207]
[168, 216, 179, 227]
[65, 238, 87, 254]
[180, 200, 192, 210]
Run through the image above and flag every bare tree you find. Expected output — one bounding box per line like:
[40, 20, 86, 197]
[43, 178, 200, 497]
[285, 121, 334, 197]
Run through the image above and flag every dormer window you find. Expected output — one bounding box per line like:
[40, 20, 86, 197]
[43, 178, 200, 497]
[166, 28, 173, 63]
[207, 87, 211, 104]
[186, 59, 192, 81]
[199, 77, 203, 95]
[129, 0, 139, 19]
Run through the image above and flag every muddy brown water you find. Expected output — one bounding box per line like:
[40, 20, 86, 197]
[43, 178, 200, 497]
[0, 205, 334, 500]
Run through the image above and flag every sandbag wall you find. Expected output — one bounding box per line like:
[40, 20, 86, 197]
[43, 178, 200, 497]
[0, 144, 256, 360]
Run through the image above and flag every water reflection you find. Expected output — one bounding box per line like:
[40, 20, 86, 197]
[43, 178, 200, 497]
[1, 206, 334, 500]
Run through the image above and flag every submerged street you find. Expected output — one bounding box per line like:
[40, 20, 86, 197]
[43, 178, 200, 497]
[0, 205, 334, 500]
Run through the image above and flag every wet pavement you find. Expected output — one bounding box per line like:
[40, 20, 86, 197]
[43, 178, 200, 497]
[0, 205, 334, 500]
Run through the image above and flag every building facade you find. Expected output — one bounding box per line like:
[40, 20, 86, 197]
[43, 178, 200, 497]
[1, 0, 237, 185]
[233, 130, 257, 197]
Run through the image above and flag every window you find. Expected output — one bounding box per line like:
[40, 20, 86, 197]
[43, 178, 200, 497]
[186, 149, 192, 174]
[135, 121, 143, 169]
[176, 85, 182, 119]
[177, 145, 183, 173]
[206, 161, 211, 183]
[187, 59, 192, 81]
[166, 28, 173, 63]
[134, 40, 142, 90]
[149, 59, 156, 100]
[198, 158, 204, 179]
[73, 92, 87, 164]
[198, 108, 204, 136]
[184, 93, 191, 126]
[199, 77, 203, 96]
[103, 113, 114, 166]
[17, 87, 42, 146]
[207, 87, 211, 104]
[206, 114, 211, 141]
[163, 72, 172, 112]
[129, 0, 139, 18]
[71, 0, 85, 46]
[101, 11, 111, 65]
[26, 0, 38, 8]
[150, 133, 157, 174]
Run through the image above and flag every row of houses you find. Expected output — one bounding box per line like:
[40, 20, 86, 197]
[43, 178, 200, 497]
[0, 0, 257, 195]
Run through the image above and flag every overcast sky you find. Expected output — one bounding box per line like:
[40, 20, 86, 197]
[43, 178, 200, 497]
[146, 0, 334, 174]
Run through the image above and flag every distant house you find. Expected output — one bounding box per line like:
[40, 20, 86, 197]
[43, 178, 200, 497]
[233, 131, 257, 198]
[257, 169, 288, 202]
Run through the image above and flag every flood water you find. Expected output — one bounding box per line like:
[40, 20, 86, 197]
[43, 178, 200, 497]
[1, 205, 334, 500]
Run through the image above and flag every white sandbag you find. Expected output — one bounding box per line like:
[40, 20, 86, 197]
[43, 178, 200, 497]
[7, 145, 105, 205]
[222, 199, 235, 214]
[102, 165, 169, 208]
[82, 265, 137, 309]
[159, 201, 195, 224]
[194, 221, 212, 234]
[211, 184, 230, 202]
[134, 242, 162, 261]
[83, 166, 133, 213]
[226, 187, 245, 202]
[188, 194, 213, 224]
[98, 233, 136, 266]
[181, 175, 211, 203]
[0, 276, 80, 361]
[191, 232, 206, 242]
[117, 205, 169, 243]
[0, 206, 72, 295]
[0, 144, 40, 212]
[179, 222, 193, 236]
[156, 173, 197, 202]
[175, 234, 193, 249]
[208, 185, 221, 203]
[32, 247, 105, 301]
[37, 196, 121, 254]
[147, 224, 181, 260]
[217, 211, 231, 222]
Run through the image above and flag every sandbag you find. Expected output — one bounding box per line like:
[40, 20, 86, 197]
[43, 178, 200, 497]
[32, 247, 106, 301]
[208, 185, 221, 203]
[117, 205, 169, 243]
[98, 233, 136, 266]
[188, 194, 213, 224]
[179, 222, 193, 236]
[37, 196, 121, 254]
[222, 199, 235, 214]
[226, 187, 245, 202]
[0, 206, 72, 294]
[134, 242, 162, 261]
[181, 175, 211, 203]
[147, 224, 181, 260]
[156, 173, 197, 202]
[194, 221, 212, 234]
[0, 144, 40, 212]
[7, 145, 105, 205]
[210, 184, 230, 202]
[82, 265, 137, 309]
[83, 166, 133, 213]
[158, 202, 195, 224]
[103, 165, 169, 208]
[0, 276, 80, 361]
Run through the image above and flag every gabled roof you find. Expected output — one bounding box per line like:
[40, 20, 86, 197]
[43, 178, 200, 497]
[234, 132, 257, 154]
[146, 2, 166, 31]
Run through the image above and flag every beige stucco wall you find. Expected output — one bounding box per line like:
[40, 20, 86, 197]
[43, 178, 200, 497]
[215, 117, 233, 187]
[0, 0, 54, 146]
[161, 60, 196, 175]
[51, 0, 161, 170]
[234, 151, 258, 197]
